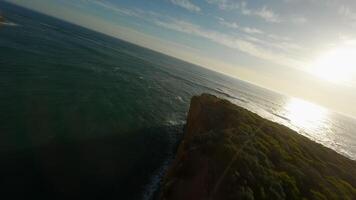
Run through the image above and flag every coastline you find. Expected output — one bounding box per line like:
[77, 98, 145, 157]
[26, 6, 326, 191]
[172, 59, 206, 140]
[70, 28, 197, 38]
[160, 94, 356, 200]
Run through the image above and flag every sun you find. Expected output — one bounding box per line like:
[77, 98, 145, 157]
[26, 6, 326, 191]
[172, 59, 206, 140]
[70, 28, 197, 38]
[309, 46, 356, 85]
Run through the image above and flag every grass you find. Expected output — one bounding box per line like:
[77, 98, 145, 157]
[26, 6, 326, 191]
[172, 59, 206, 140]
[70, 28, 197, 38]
[160, 94, 356, 200]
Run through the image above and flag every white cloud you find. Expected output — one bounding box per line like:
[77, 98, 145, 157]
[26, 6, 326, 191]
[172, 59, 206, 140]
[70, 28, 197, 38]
[292, 16, 307, 24]
[207, 1, 281, 23]
[240, 2, 282, 23]
[73, 0, 304, 70]
[206, 0, 239, 10]
[244, 35, 300, 53]
[242, 27, 264, 34]
[215, 17, 299, 53]
[218, 18, 264, 34]
[83, 0, 144, 17]
[255, 7, 281, 23]
[339, 5, 356, 21]
[170, 0, 201, 12]
[218, 19, 240, 29]
[154, 19, 302, 68]
[268, 34, 291, 42]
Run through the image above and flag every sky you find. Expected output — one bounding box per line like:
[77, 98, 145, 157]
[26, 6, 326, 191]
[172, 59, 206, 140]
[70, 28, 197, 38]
[4, 0, 356, 117]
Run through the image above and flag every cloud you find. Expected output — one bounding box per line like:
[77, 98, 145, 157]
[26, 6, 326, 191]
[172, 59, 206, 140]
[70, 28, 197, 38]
[218, 19, 240, 29]
[83, 0, 144, 17]
[240, 2, 281, 23]
[291, 16, 307, 24]
[268, 34, 291, 42]
[242, 27, 264, 34]
[81, 0, 303, 69]
[254, 7, 281, 23]
[206, 0, 239, 10]
[170, 0, 201, 12]
[207, 1, 281, 23]
[218, 18, 264, 34]
[339, 5, 356, 21]
[154, 19, 302, 67]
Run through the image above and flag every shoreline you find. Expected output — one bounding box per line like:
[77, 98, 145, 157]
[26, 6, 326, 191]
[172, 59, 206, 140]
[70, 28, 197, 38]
[159, 93, 356, 200]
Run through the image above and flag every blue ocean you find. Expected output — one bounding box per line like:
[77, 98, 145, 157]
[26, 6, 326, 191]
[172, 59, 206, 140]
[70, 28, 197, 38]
[1, 2, 355, 199]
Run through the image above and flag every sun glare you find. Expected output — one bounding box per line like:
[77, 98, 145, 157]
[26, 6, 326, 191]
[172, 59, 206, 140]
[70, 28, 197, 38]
[284, 98, 329, 133]
[310, 46, 356, 85]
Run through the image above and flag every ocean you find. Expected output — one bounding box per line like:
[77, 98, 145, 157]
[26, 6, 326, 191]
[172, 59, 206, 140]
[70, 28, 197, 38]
[1, 2, 355, 199]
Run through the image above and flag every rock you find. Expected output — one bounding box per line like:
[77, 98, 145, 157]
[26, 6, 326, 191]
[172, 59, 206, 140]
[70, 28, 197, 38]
[160, 93, 356, 200]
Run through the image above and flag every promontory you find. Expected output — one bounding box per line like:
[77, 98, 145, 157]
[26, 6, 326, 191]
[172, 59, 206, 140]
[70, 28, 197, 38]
[160, 94, 356, 200]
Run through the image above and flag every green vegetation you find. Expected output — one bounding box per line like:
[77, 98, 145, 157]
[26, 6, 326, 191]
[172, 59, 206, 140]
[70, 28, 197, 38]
[160, 94, 356, 200]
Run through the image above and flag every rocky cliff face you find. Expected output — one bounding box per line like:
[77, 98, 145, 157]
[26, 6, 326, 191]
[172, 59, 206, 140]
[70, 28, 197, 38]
[160, 94, 356, 200]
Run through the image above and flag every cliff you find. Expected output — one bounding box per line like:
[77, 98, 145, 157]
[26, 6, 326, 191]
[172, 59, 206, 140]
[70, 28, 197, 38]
[160, 94, 356, 200]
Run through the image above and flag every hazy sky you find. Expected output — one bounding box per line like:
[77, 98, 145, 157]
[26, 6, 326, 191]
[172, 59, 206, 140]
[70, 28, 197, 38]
[4, 0, 356, 117]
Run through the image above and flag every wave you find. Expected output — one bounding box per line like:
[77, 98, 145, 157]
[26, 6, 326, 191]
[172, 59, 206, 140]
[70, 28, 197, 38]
[0, 21, 19, 27]
[143, 121, 184, 200]
[142, 158, 172, 200]
[214, 87, 248, 103]
[39, 22, 58, 30]
[271, 112, 291, 122]
[176, 96, 184, 103]
[166, 119, 185, 126]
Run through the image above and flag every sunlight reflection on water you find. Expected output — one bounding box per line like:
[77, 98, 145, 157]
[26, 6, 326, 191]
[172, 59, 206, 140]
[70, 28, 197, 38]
[284, 97, 330, 134]
[280, 97, 346, 155]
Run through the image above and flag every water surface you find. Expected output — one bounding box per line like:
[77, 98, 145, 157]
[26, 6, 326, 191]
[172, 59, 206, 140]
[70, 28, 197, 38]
[0, 2, 355, 199]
